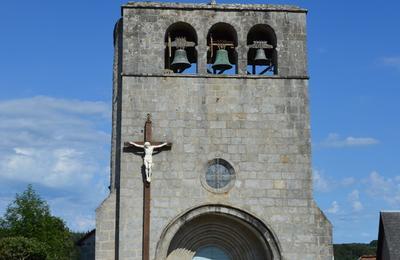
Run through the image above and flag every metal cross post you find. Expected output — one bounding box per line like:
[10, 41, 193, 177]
[124, 114, 172, 260]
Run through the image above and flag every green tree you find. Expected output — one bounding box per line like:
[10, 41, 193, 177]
[333, 241, 377, 260]
[369, 240, 378, 247]
[0, 236, 47, 260]
[0, 185, 75, 259]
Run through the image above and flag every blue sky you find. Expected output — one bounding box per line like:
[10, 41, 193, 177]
[0, 0, 399, 244]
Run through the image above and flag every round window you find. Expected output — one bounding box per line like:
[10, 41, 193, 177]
[202, 158, 235, 193]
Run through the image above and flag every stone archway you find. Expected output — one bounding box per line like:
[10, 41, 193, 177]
[155, 204, 282, 260]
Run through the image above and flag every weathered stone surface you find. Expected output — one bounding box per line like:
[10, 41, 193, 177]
[96, 2, 333, 260]
[121, 2, 308, 77]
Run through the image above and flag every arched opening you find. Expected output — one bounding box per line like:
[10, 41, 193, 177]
[247, 24, 278, 76]
[207, 23, 238, 75]
[156, 205, 281, 260]
[167, 214, 270, 259]
[193, 246, 230, 260]
[165, 22, 198, 74]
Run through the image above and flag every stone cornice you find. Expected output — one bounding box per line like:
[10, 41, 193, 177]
[122, 2, 307, 13]
[120, 73, 310, 80]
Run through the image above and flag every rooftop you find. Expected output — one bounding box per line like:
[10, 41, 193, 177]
[358, 256, 376, 260]
[377, 211, 400, 259]
[123, 2, 307, 13]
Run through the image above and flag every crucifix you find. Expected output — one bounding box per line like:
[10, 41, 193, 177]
[123, 114, 172, 260]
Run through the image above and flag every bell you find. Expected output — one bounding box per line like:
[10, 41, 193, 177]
[254, 48, 269, 65]
[171, 49, 191, 71]
[212, 49, 232, 71]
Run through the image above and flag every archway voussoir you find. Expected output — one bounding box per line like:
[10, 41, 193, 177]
[156, 204, 282, 260]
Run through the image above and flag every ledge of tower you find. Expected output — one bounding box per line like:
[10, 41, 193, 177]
[122, 2, 307, 13]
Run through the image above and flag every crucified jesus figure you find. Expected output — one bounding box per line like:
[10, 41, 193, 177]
[127, 141, 168, 183]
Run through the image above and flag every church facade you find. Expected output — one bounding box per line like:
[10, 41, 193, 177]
[96, 2, 333, 259]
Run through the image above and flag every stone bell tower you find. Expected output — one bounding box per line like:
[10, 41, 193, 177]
[96, 2, 333, 260]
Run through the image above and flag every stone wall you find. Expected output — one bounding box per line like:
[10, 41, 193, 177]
[115, 76, 331, 259]
[96, 192, 116, 259]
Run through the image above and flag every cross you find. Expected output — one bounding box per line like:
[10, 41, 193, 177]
[123, 114, 172, 260]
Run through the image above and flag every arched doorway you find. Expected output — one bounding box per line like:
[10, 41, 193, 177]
[155, 205, 281, 260]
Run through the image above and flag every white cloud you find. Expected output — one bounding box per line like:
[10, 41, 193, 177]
[319, 133, 379, 148]
[313, 169, 331, 192]
[316, 170, 400, 242]
[352, 201, 363, 212]
[0, 96, 111, 231]
[75, 215, 96, 231]
[341, 177, 356, 186]
[313, 169, 358, 193]
[348, 190, 363, 212]
[0, 147, 95, 188]
[381, 56, 400, 71]
[0, 96, 110, 118]
[365, 171, 400, 207]
[327, 201, 340, 214]
[47, 194, 107, 231]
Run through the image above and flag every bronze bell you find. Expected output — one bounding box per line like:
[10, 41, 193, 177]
[171, 49, 191, 72]
[254, 48, 269, 66]
[212, 49, 232, 71]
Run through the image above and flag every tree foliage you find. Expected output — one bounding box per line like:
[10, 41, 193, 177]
[333, 240, 377, 260]
[0, 236, 47, 260]
[0, 185, 75, 259]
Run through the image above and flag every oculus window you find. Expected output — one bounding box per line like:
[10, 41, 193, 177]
[202, 158, 235, 193]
